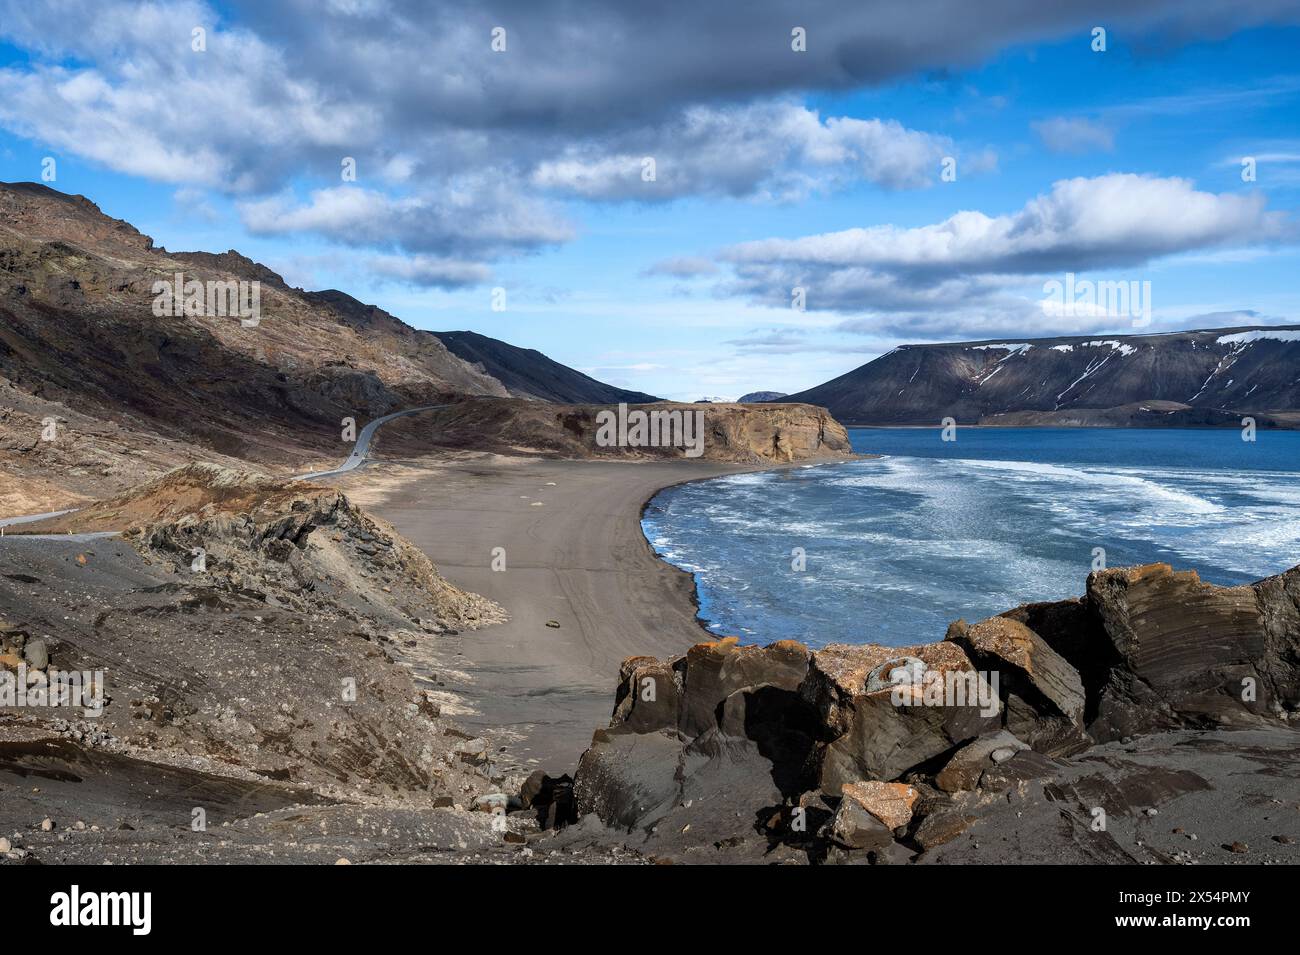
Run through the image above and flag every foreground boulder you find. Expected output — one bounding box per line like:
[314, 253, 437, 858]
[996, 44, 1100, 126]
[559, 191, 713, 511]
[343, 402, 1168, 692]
[934, 730, 1030, 793]
[801, 642, 1000, 790]
[1084, 564, 1279, 738]
[945, 616, 1089, 755]
[573, 561, 1300, 863]
[838, 780, 919, 831]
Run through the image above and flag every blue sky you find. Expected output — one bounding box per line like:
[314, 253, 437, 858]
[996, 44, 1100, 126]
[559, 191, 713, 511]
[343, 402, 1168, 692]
[1, 2, 1297, 400]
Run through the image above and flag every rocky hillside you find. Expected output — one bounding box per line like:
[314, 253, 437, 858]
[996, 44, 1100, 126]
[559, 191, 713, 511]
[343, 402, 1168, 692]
[0, 182, 656, 511]
[0, 463, 503, 806]
[14, 462, 502, 628]
[573, 561, 1300, 864]
[431, 330, 660, 404]
[785, 327, 1300, 426]
[371, 396, 854, 464]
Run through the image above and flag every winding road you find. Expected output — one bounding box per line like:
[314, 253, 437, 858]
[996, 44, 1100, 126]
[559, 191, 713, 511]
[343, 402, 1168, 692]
[294, 405, 446, 480]
[0, 405, 447, 536]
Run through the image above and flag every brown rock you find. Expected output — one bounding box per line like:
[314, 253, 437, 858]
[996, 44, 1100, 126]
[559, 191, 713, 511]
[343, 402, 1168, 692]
[840, 780, 919, 830]
[801, 642, 1000, 789]
[977, 749, 1065, 792]
[610, 658, 681, 733]
[953, 616, 1085, 721]
[519, 769, 548, 809]
[1088, 564, 1276, 736]
[934, 730, 1030, 793]
[828, 796, 896, 851]
[678, 638, 810, 737]
[914, 810, 975, 851]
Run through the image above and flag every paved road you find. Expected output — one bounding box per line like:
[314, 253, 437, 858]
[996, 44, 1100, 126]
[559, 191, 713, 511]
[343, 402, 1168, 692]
[0, 508, 117, 541]
[0, 508, 77, 529]
[294, 405, 446, 480]
[0, 406, 447, 537]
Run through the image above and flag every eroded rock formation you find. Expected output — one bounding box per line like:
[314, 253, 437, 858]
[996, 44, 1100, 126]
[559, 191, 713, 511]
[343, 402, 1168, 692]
[573, 562, 1300, 863]
[381, 396, 855, 464]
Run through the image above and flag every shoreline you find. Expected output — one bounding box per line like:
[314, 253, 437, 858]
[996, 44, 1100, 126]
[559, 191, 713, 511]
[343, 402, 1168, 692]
[345, 451, 863, 770]
[636, 455, 867, 641]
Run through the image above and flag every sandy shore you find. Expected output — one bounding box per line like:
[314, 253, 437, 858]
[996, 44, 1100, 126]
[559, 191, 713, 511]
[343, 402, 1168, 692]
[343, 453, 854, 770]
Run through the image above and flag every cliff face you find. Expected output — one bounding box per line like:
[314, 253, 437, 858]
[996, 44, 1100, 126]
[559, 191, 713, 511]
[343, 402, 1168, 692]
[371, 397, 854, 464]
[574, 562, 1300, 864]
[785, 328, 1300, 426]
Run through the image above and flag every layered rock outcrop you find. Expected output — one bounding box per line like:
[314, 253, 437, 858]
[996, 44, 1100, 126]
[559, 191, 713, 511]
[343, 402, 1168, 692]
[573, 562, 1300, 863]
[0, 463, 506, 801]
[19, 462, 503, 630]
[385, 397, 854, 464]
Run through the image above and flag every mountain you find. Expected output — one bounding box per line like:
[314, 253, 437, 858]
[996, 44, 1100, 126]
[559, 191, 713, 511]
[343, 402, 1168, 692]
[430, 330, 659, 404]
[784, 327, 1300, 427]
[0, 182, 646, 511]
[738, 391, 787, 402]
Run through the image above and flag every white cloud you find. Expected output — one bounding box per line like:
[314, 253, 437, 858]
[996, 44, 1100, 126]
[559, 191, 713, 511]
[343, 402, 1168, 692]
[531, 103, 968, 199]
[723, 174, 1283, 276]
[237, 183, 574, 257]
[366, 254, 492, 289]
[2, 0, 1297, 301]
[715, 174, 1293, 333]
[645, 256, 720, 278]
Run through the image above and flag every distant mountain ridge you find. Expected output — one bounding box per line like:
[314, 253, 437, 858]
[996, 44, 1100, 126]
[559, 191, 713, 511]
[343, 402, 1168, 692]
[430, 330, 659, 404]
[784, 326, 1300, 427]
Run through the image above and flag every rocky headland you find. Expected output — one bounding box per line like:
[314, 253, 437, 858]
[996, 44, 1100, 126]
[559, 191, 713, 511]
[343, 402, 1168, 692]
[567, 562, 1300, 863]
[369, 396, 853, 464]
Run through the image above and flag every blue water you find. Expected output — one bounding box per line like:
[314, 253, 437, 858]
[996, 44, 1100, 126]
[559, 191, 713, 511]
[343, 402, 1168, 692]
[641, 428, 1300, 648]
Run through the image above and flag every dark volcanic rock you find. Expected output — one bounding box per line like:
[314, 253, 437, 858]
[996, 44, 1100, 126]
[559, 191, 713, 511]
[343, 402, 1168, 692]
[521, 772, 577, 829]
[934, 730, 1030, 793]
[573, 727, 684, 832]
[801, 642, 999, 790]
[946, 615, 1090, 755]
[676, 637, 810, 737]
[611, 657, 682, 733]
[828, 793, 896, 851]
[1086, 564, 1285, 738]
[574, 560, 1300, 864]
